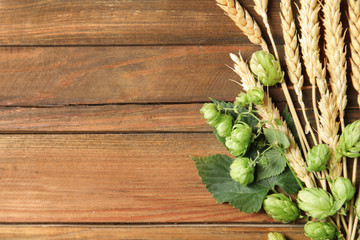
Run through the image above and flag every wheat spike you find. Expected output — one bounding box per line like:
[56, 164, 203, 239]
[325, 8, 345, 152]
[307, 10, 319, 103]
[349, 0, 360, 107]
[230, 53, 315, 188]
[298, 0, 326, 93]
[253, 0, 268, 17]
[280, 0, 318, 144]
[318, 93, 341, 180]
[215, 0, 268, 51]
[323, 0, 347, 130]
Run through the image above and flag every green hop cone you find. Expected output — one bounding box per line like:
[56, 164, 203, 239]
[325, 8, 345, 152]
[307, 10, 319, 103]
[304, 221, 337, 240]
[263, 193, 300, 223]
[234, 92, 249, 107]
[200, 103, 220, 126]
[268, 232, 286, 240]
[225, 137, 247, 156]
[297, 188, 340, 220]
[247, 87, 265, 105]
[356, 197, 360, 218]
[231, 123, 253, 144]
[331, 177, 355, 201]
[306, 144, 331, 172]
[215, 114, 233, 137]
[336, 120, 360, 159]
[249, 50, 284, 86]
[229, 157, 254, 186]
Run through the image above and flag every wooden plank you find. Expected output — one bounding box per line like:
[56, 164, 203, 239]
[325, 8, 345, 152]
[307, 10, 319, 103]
[0, 105, 358, 133]
[0, 133, 277, 223]
[0, 46, 359, 107]
[0, 224, 307, 240]
[0, 0, 283, 46]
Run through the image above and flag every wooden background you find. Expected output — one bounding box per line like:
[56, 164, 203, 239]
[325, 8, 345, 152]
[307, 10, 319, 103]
[0, 0, 358, 239]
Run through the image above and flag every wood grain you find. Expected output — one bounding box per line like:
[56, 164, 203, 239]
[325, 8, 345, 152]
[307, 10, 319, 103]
[1, 46, 359, 107]
[0, 133, 277, 223]
[0, 224, 307, 239]
[0, 0, 283, 46]
[0, 105, 358, 133]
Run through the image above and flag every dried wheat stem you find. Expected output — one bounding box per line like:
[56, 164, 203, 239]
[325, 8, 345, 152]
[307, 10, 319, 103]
[280, 0, 318, 146]
[215, 0, 268, 51]
[349, 0, 360, 107]
[299, 0, 325, 144]
[230, 53, 316, 188]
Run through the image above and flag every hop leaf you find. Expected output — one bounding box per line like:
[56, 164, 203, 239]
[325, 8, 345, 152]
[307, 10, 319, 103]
[297, 188, 340, 220]
[249, 51, 284, 86]
[331, 177, 355, 201]
[306, 144, 331, 172]
[229, 157, 254, 186]
[268, 232, 287, 240]
[336, 120, 360, 159]
[263, 193, 300, 223]
[304, 221, 337, 240]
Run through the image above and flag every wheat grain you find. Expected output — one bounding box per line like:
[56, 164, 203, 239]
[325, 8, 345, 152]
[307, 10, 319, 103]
[323, 0, 347, 130]
[230, 53, 315, 188]
[253, 0, 268, 17]
[280, 0, 317, 144]
[349, 0, 360, 107]
[215, 0, 268, 51]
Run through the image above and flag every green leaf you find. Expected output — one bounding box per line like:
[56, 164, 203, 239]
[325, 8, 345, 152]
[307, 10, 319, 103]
[256, 148, 287, 181]
[192, 154, 270, 213]
[274, 118, 284, 126]
[271, 168, 301, 195]
[281, 106, 300, 148]
[210, 97, 234, 109]
[263, 128, 290, 149]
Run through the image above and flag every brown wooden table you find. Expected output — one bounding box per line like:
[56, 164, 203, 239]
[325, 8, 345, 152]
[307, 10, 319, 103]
[0, 0, 358, 239]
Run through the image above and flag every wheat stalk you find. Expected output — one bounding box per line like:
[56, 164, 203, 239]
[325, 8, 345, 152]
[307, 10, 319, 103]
[215, 0, 268, 51]
[280, 0, 317, 145]
[349, 0, 360, 107]
[230, 53, 316, 188]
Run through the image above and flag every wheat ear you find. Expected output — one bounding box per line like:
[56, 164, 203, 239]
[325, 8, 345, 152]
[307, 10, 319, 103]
[280, 0, 317, 145]
[215, 0, 268, 51]
[230, 53, 316, 188]
[349, 0, 360, 107]
[299, 0, 325, 144]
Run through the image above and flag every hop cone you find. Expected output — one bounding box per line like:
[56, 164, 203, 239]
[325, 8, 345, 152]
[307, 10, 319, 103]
[247, 87, 265, 105]
[297, 188, 339, 220]
[215, 114, 233, 137]
[234, 92, 249, 107]
[225, 137, 247, 156]
[249, 51, 284, 86]
[336, 120, 360, 159]
[229, 157, 254, 186]
[231, 123, 253, 144]
[263, 193, 300, 223]
[268, 232, 286, 240]
[331, 177, 355, 201]
[200, 103, 220, 126]
[304, 221, 337, 240]
[306, 144, 331, 172]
